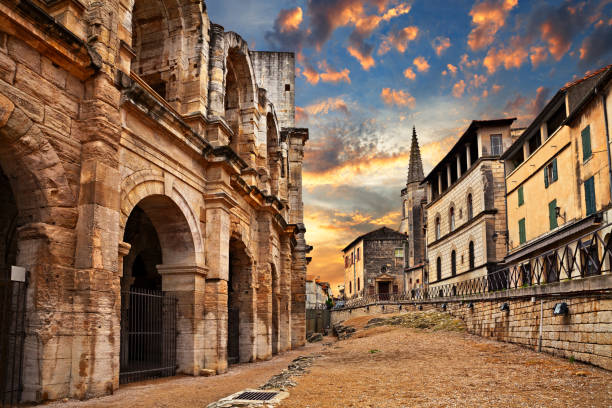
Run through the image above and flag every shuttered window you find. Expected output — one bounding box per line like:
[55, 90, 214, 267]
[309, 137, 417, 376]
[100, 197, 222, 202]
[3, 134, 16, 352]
[518, 218, 526, 244]
[518, 186, 524, 206]
[581, 125, 592, 162]
[585, 176, 596, 216]
[544, 158, 558, 188]
[548, 199, 558, 230]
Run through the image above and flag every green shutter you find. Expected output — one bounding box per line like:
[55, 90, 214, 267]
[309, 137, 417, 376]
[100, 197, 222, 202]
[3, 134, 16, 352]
[585, 176, 596, 215]
[518, 218, 526, 244]
[518, 186, 524, 206]
[549, 199, 558, 230]
[544, 166, 549, 187]
[582, 125, 592, 161]
[552, 158, 558, 182]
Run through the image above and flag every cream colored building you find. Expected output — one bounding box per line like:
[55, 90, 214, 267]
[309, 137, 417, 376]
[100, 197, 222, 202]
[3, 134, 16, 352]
[423, 119, 516, 293]
[502, 65, 612, 276]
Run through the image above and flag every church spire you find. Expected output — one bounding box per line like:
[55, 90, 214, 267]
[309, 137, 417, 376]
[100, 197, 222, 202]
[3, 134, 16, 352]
[407, 126, 424, 185]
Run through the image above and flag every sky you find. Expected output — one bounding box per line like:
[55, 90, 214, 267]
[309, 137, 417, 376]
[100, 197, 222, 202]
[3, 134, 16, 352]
[207, 0, 612, 292]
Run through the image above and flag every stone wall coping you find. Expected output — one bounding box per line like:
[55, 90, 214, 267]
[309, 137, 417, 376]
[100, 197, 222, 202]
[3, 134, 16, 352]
[156, 264, 208, 277]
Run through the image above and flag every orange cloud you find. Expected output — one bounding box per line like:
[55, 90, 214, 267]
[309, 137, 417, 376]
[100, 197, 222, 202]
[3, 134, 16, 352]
[452, 80, 466, 98]
[433, 36, 451, 56]
[492, 84, 503, 93]
[482, 89, 489, 98]
[483, 38, 528, 73]
[447, 63, 458, 76]
[403, 67, 416, 80]
[380, 88, 416, 108]
[540, 21, 571, 60]
[381, 3, 412, 21]
[470, 74, 487, 88]
[459, 54, 480, 70]
[413, 56, 430, 72]
[296, 106, 307, 124]
[304, 97, 349, 116]
[468, 0, 518, 51]
[278, 7, 303, 33]
[302, 64, 320, 84]
[378, 26, 419, 54]
[530, 46, 548, 67]
[319, 61, 351, 84]
[348, 46, 376, 70]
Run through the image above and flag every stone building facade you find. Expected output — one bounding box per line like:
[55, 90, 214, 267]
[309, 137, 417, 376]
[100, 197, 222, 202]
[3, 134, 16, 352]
[423, 119, 515, 292]
[342, 227, 406, 299]
[399, 127, 427, 293]
[0, 0, 307, 402]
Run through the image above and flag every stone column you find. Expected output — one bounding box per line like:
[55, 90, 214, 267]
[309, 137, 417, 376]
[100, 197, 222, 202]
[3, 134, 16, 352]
[456, 154, 462, 178]
[157, 264, 207, 375]
[466, 143, 472, 167]
[279, 235, 292, 352]
[207, 24, 225, 118]
[203, 181, 236, 373]
[291, 226, 307, 348]
[446, 164, 452, 187]
[437, 173, 442, 195]
[255, 213, 273, 360]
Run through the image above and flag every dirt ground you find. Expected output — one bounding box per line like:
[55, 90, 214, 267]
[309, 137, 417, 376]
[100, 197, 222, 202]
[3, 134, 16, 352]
[43, 342, 324, 408]
[42, 312, 612, 407]
[279, 314, 612, 408]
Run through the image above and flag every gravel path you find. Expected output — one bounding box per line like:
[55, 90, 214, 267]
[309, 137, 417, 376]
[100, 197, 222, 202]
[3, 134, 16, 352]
[278, 320, 612, 408]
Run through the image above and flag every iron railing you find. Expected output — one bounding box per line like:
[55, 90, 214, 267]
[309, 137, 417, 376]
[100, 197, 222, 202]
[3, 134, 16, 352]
[119, 288, 178, 384]
[343, 223, 612, 308]
[0, 274, 27, 407]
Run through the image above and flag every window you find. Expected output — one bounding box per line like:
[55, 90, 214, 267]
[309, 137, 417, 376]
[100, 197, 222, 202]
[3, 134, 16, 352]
[545, 253, 559, 282]
[581, 240, 600, 276]
[546, 104, 566, 137]
[436, 257, 442, 281]
[581, 125, 592, 162]
[518, 186, 524, 206]
[518, 218, 526, 245]
[435, 217, 441, 239]
[469, 241, 475, 269]
[344, 256, 348, 268]
[490, 134, 503, 155]
[544, 158, 558, 187]
[356, 248, 360, 261]
[528, 134, 541, 155]
[467, 194, 473, 220]
[285, 84, 291, 91]
[351, 253, 354, 265]
[548, 199, 558, 230]
[449, 207, 455, 231]
[349, 281, 352, 294]
[585, 176, 596, 216]
[357, 278, 360, 292]
[395, 248, 404, 258]
[451, 250, 457, 276]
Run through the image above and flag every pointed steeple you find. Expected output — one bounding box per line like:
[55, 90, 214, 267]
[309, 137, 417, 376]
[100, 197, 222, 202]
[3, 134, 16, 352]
[407, 126, 424, 185]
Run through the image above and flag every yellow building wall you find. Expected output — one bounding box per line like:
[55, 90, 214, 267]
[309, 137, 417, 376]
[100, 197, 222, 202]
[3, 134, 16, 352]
[506, 96, 611, 251]
[342, 240, 364, 297]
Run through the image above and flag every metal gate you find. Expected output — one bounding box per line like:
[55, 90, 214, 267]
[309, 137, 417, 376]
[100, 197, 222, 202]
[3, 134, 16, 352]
[0, 276, 27, 407]
[119, 288, 177, 384]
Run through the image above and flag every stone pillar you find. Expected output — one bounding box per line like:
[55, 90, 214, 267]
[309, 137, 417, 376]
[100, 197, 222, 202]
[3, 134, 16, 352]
[456, 154, 462, 178]
[207, 24, 225, 118]
[466, 143, 471, 167]
[203, 181, 236, 373]
[446, 164, 451, 187]
[158, 264, 207, 375]
[279, 235, 292, 352]
[255, 213, 273, 360]
[18, 223, 77, 402]
[291, 227, 307, 348]
[437, 173, 442, 194]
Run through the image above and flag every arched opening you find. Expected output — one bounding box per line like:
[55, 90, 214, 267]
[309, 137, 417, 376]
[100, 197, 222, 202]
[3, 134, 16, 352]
[271, 263, 280, 355]
[120, 194, 195, 383]
[228, 238, 255, 364]
[436, 256, 442, 281]
[467, 194, 473, 220]
[469, 241, 475, 270]
[0, 166, 18, 279]
[451, 250, 457, 276]
[449, 207, 455, 231]
[267, 113, 281, 196]
[225, 58, 240, 139]
[131, 0, 184, 103]
[435, 217, 441, 240]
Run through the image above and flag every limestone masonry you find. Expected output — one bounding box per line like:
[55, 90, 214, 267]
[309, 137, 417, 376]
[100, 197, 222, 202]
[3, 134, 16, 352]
[0, 0, 308, 402]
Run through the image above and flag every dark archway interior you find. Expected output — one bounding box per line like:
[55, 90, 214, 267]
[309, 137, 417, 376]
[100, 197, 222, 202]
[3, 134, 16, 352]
[123, 205, 163, 290]
[0, 166, 18, 279]
[227, 238, 252, 364]
[225, 58, 240, 142]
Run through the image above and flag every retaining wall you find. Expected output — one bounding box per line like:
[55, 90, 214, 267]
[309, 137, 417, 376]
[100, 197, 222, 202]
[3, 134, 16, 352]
[331, 275, 612, 370]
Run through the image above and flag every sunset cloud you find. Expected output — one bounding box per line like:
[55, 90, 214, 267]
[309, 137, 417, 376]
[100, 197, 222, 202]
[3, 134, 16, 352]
[433, 36, 451, 56]
[348, 46, 376, 70]
[403, 67, 416, 80]
[319, 61, 352, 83]
[470, 74, 487, 88]
[452, 80, 466, 98]
[305, 97, 350, 116]
[529, 46, 548, 67]
[467, 0, 518, 51]
[381, 88, 416, 108]
[413, 56, 430, 72]
[447, 63, 458, 76]
[378, 26, 419, 55]
[483, 37, 528, 73]
[277, 7, 303, 33]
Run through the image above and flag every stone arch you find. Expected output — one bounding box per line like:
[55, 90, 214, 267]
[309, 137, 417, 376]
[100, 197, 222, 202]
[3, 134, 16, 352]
[0, 93, 76, 228]
[120, 171, 204, 266]
[266, 110, 282, 196]
[228, 235, 256, 364]
[127, 0, 206, 113]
